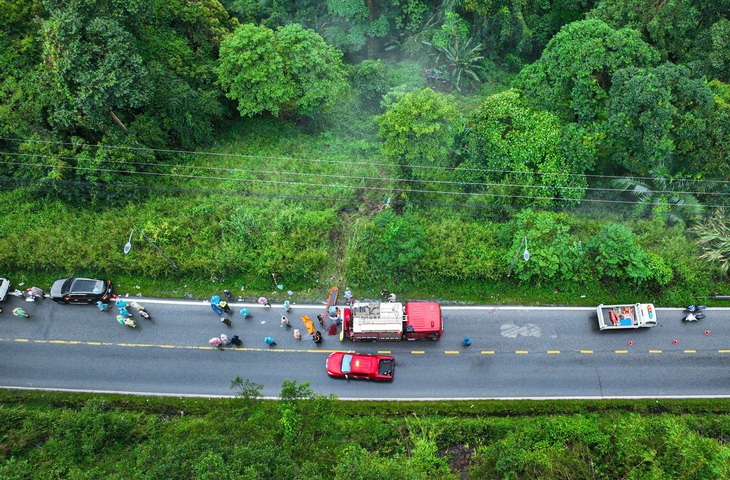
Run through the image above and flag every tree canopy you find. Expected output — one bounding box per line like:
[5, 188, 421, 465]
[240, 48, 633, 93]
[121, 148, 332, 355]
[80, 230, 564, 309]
[607, 63, 714, 175]
[514, 19, 660, 123]
[216, 23, 348, 120]
[460, 89, 590, 208]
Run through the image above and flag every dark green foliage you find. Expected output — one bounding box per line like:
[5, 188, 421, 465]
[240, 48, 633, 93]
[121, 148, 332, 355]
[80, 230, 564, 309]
[587, 222, 672, 286]
[349, 59, 391, 110]
[514, 19, 660, 123]
[2, 391, 730, 479]
[463, 89, 590, 209]
[607, 63, 714, 176]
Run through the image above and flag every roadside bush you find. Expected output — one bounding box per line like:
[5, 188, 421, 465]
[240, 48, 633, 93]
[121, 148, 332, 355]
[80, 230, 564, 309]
[420, 218, 502, 281]
[586, 223, 672, 286]
[346, 211, 426, 285]
[502, 210, 586, 285]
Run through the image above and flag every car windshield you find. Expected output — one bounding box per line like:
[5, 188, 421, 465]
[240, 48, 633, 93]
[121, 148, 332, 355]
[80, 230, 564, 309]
[61, 278, 75, 295]
[341, 354, 353, 373]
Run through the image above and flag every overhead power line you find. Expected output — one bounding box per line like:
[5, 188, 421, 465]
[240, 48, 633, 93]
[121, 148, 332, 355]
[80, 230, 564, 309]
[3, 135, 730, 186]
[1, 159, 728, 210]
[2, 151, 729, 200]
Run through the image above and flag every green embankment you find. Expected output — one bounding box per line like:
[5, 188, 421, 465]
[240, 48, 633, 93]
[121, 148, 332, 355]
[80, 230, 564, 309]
[1, 389, 729, 479]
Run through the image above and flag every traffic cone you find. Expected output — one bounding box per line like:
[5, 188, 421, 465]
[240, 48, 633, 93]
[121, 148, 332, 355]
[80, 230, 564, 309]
[705, 330, 711, 335]
[672, 340, 678, 344]
[628, 340, 633, 345]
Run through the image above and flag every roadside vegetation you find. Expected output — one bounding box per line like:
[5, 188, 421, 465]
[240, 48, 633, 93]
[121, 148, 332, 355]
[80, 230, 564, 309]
[3, 1, 730, 477]
[1, 387, 729, 479]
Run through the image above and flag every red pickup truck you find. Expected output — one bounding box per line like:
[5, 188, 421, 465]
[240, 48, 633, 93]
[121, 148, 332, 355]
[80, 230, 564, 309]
[326, 352, 395, 381]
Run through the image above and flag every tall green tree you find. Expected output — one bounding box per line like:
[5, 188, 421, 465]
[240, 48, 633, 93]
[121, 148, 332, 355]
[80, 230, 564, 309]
[588, 0, 700, 62]
[607, 63, 714, 175]
[703, 80, 730, 180]
[377, 87, 458, 207]
[514, 19, 660, 123]
[377, 87, 458, 168]
[461, 89, 590, 209]
[217, 23, 348, 120]
[462, 0, 594, 65]
[42, 0, 152, 131]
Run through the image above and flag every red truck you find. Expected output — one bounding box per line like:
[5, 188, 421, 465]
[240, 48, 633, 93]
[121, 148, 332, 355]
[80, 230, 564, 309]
[340, 301, 443, 342]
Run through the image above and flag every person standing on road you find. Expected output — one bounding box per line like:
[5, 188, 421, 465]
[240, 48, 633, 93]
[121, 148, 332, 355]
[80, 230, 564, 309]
[293, 329, 301, 340]
[312, 331, 322, 344]
[209, 337, 223, 349]
[13, 307, 29, 318]
[218, 300, 231, 313]
[221, 317, 233, 326]
[281, 315, 291, 328]
[258, 297, 271, 308]
[463, 337, 472, 347]
[264, 336, 276, 346]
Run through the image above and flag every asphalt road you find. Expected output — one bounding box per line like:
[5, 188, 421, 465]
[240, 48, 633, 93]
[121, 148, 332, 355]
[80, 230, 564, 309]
[1, 294, 729, 399]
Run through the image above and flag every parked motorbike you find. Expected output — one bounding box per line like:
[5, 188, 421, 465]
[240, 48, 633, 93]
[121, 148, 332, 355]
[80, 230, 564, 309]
[117, 315, 136, 328]
[130, 301, 151, 320]
[683, 305, 707, 322]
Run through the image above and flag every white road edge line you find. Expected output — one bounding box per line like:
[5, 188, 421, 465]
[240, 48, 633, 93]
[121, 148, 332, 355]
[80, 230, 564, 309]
[3, 386, 730, 401]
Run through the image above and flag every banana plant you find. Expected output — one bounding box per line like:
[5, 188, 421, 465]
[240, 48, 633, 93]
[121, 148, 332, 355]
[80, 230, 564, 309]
[424, 36, 486, 92]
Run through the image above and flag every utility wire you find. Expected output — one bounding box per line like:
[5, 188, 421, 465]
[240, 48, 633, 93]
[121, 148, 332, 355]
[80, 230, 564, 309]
[4, 135, 730, 186]
[0, 176, 678, 214]
[1, 162, 727, 209]
[2, 151, 729, 198]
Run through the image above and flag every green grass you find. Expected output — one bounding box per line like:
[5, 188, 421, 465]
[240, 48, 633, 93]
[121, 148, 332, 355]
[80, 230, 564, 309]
[1, 389, 729, 479]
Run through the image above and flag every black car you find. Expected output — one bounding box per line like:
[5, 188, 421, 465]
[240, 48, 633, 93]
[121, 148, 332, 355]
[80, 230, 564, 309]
[49, 278, 113, 304]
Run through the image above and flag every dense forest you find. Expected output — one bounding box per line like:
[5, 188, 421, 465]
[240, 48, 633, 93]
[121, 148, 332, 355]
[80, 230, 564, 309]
[3, 1, 730, 299]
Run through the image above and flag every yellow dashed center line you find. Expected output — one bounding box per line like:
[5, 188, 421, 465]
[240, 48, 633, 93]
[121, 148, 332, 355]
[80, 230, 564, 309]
[2, 338, 729, 357]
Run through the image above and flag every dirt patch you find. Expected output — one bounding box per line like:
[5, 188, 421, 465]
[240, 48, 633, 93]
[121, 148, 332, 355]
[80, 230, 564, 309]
[442, 444, 474, 479]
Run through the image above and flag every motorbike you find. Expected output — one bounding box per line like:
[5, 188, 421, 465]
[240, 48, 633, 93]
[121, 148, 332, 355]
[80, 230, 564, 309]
[117, 315, 136, 328]
[130, 301, 151, 320]
[683, 305, 707, 322]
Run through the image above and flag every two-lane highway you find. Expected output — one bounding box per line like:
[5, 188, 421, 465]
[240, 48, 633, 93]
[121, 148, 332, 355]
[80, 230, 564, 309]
[1, 295, 729, 399]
